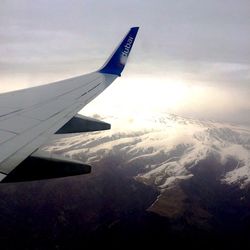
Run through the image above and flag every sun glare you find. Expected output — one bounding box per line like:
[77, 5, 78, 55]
[83, 75, 193, 118]
[83, 74, 243, 124]
[125, 77, 189, 111]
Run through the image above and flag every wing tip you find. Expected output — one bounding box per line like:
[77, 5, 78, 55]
[98, 26, 139, 76]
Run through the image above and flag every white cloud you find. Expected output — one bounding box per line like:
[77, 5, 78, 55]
[0, 1, 249, 123]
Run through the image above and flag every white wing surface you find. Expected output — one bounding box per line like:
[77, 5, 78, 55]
[0, 27, 139, 181]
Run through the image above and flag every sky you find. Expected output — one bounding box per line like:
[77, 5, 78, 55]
[0, 0, 250, 124]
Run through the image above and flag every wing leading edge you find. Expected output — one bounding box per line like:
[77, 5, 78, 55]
[0, 27, 139, 182]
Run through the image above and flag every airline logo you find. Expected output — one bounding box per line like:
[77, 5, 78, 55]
[121, 36, 134, 57]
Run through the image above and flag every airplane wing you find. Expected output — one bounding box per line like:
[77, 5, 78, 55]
[0, 27, 139, 182]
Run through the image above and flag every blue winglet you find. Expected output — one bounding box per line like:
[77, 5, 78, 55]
[99, 27, 139, 76]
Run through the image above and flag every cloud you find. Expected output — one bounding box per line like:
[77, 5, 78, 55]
[0, 0, 249, 123]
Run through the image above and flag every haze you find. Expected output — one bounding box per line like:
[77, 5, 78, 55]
[0, 0, 250, 124]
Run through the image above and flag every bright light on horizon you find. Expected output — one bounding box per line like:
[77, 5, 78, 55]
[82, 75, 192, 117]
[82, 74, 250, 124]
[1, 72, 249, 125]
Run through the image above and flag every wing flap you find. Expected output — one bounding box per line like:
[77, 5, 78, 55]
[2, 152, 91, 183]
[56, 114, 110, 134]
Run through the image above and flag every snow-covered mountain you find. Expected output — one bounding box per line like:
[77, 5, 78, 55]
[1, 112, 250, 249]
[43, 113, 250, 218]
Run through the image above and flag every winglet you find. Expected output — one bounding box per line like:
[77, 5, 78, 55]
[99, 27, 139, 76]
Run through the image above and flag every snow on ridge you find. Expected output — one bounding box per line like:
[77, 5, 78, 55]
[43, 113, 250, 188]
[222, 165, 250, 188]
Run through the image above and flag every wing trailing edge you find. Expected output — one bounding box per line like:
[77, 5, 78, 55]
[56, 114, 110, 134]
[2, 151, 91, 182]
